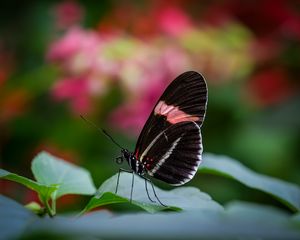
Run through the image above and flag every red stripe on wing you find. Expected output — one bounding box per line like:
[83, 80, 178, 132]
[154, 101, 200, 124]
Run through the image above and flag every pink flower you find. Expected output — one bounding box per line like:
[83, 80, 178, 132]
[161, 46, 191, 75]
[109, 79, 168, 136]
[47, 27, 124, 113]
[52, 77, 87, 99]
[47, 27, 101, 63]
[109, 100, 152, 136]
[157, 6, 192, 36]
[52, 77, 91, 113]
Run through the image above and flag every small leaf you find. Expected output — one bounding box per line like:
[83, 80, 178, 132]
[24, 201, 44, 215]
[200, 153, 300, 212]
[83, 172, 223, 213]
[0, 169, 57, 201]
[31, 151, 96, 199]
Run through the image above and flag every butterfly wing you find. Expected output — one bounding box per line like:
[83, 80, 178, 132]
[134, 71, 207, 185]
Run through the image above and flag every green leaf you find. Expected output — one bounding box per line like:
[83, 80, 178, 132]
[26, 202, 300, 239]
[293, 213, 300, 227]
[1, 151, 96, 217]
[225, 201, 291, 224]
[31, 151, 96, 199]
[200, 153, 300, 212]
[2, 194, 300, 239]
[0, 169, 57, 202]
[0, 194, 38, 240]
[83, 172, 223, 214]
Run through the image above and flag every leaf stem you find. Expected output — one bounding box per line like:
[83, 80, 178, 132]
[51, 192, 57, 216]
[39, 193, 55, 217]
[44, 199, 54, 217]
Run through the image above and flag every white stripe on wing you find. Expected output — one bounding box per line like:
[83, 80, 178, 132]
[148, 137, 182, 176]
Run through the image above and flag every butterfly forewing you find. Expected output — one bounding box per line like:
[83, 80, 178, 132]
[134, 71, 208, 185]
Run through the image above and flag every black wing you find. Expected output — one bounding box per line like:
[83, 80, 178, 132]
[134, 71, 208, 185]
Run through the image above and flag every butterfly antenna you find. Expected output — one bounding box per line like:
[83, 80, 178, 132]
[80, 115, 124, 150]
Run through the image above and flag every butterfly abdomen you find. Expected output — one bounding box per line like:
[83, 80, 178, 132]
[125, 153, 144, 175]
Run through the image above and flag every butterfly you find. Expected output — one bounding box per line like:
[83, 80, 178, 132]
[81, 71, 208, 206]
[115, 71, 208, 205]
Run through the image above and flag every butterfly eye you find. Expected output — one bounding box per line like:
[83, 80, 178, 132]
[115, 157, 123, 164]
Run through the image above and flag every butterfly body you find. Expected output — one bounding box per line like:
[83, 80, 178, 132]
[120, 149, 145, 175]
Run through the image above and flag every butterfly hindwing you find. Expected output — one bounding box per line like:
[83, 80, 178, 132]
[134, 71, 207, 184]
[141, 121, 202, 185]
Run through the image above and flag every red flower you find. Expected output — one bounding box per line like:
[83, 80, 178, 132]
[52, 0, 84, 30]
[0, 89, 29, 122]
[231, 0, 300, 39]
[247, 68, 293, 106]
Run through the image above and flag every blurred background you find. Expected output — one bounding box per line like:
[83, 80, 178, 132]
[0, 0, 299, 212]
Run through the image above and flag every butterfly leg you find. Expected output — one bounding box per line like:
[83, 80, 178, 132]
[149, 180, 167, 207]
[115, 168, 133, 195]
[130, 172, 134, 203]
[141, 175, 167, 207]
[144, 179, 156, 203]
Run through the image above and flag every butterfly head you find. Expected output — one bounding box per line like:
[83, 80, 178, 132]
[119, 149, 144, 175]
[120, 149, 130, 159]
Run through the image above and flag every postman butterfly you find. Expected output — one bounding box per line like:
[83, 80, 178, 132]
[81, 71, 208, 206]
